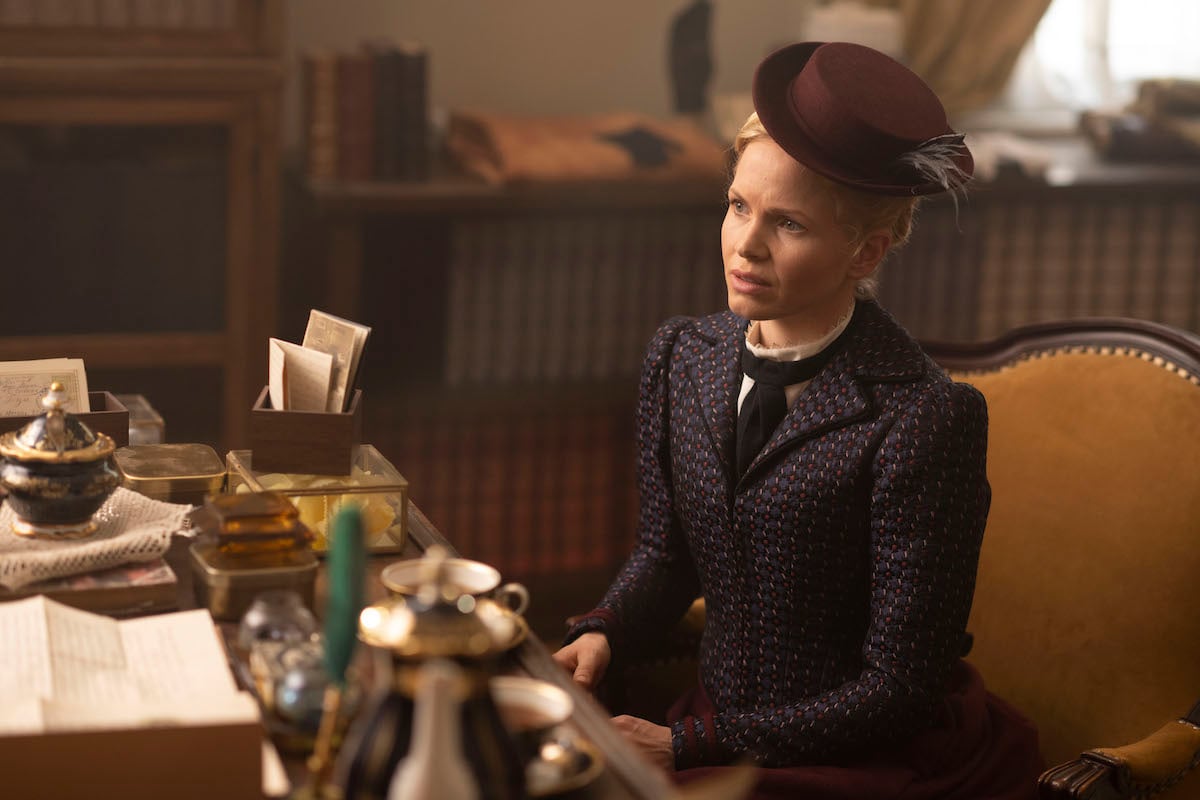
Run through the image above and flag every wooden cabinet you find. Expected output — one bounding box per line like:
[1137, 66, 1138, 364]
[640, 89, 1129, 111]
[0, 1, 283, 448]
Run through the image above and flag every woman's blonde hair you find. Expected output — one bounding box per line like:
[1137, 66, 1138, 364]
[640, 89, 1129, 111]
[733, 113, 920, 299]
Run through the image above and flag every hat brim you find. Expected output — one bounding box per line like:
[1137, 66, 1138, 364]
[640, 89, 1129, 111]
[752, 42, 973, 196]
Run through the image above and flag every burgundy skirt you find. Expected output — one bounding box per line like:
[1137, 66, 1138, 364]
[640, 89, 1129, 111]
[667, 661, 1043, 800]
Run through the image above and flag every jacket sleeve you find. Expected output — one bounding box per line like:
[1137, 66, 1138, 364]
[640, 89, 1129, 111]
[564, 317, 703, 658]
[671, 379, 991, 768]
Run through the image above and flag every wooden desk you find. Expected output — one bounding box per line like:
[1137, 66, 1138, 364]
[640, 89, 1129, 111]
[405, 503, 675, 800]
[171, 502, 673, 799]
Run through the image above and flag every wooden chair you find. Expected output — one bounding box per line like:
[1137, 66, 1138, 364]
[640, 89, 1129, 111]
[607, 317, 1200, 799]
[923, 317, 1200, 799]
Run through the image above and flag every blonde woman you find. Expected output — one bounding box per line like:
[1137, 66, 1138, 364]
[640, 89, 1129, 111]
[554, 42, 1042, 799]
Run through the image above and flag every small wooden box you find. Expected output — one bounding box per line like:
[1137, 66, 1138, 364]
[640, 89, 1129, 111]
[1, 717, 262, 800]
[248, 386, 362, 475]
[0, 391, 129, 448]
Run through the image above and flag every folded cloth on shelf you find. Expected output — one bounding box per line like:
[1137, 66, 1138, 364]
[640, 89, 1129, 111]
[445, 110, 729, 185]
[0, 488, 192, 590]
[963, 131, 1055, 182]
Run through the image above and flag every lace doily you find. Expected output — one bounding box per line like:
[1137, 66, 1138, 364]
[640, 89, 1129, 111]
[0, 487, 193, 590]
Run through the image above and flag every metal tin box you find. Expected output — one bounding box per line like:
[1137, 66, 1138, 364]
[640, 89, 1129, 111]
[115, 443, 225, 505]
[189, 540, 318, 622]
[226, 444, 409, 554]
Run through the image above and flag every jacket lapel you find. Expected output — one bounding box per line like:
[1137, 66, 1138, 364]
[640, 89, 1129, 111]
[681, 312, 744, 476]
[737, 301, 928, 486]
[743, 351, 870, 480]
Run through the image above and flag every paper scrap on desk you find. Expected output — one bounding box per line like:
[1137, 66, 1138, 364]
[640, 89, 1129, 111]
[269, 337, 333, 412]
[268, 338, 288, 411]
[262, 739, 292, 798]
[0, 358, 90, 416]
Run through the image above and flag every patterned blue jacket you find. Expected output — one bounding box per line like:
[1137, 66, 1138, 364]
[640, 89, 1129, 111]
[567, 300, 991, 769]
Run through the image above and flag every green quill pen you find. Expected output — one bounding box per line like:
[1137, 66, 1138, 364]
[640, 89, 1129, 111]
[323, 505, 366, 689]
[304, 505, 366, 797]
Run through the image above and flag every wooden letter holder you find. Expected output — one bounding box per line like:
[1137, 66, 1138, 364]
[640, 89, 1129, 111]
[248, 386, 363, 475]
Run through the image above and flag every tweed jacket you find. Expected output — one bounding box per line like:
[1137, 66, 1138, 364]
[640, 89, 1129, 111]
[567, 300, 991, 769]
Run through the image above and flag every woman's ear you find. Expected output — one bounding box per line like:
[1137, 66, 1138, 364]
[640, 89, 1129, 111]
[849, 231, 891, 279]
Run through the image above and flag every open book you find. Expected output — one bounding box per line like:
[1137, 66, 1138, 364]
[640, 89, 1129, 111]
[0, 595, 257, 734]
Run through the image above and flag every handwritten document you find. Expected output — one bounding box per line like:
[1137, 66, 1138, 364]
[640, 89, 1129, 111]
[0, 358, 90, 417]
[0, 596, 256, 734]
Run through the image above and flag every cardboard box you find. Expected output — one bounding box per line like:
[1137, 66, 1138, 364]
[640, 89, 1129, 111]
[0, 718, 262, 800]
[0, 390, 129, 448]
[248, 385, 362, 475]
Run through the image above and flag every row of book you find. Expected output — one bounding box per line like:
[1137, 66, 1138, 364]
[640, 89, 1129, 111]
[0, 0, 237, 28]
[882, 191, 1200, 343]
[387, 402, 639, 579]
[443, 212, 726, 385]
[302, 41, 431, 183]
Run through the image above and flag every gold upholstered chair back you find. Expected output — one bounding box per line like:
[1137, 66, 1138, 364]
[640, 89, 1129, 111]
[924, 318, 1200, 799]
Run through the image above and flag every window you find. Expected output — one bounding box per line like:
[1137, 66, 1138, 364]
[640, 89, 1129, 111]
[1031, 0, 1200, 110]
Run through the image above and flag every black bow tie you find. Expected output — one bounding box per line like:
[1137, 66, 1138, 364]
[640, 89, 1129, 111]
[736, 333, 844, 479]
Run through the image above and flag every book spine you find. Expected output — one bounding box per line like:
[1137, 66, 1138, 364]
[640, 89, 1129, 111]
[302, 50, 339, 181]
[395, 44, 430, 181]
[94, 0, 129, 27]
[371, 48, 402, 180]
[337, 51, 376, 183]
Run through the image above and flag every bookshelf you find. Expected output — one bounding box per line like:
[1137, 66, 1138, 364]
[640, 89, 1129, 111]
[294, 147, 1200, 585]
[287, 172, 729, 581]
[0, 0, 284, 449]
[308, 173, 728, 322]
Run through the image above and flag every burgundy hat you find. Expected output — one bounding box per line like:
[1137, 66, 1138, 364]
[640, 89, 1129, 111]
[752, 42, 973, 196]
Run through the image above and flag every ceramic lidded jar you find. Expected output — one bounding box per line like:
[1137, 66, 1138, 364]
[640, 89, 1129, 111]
[0, 382, 120, 539]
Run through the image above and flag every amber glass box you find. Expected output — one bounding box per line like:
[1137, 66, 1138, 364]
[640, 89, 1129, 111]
[226, 445, 409, 554]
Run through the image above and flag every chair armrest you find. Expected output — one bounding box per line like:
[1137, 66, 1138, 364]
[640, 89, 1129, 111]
[1039, 718, 1200, 799]
[671, 597, 706, 644]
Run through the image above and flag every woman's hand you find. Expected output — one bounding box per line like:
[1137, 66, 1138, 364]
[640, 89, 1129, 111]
[551, 631, 611, 690]
[612, 715, 674, 771]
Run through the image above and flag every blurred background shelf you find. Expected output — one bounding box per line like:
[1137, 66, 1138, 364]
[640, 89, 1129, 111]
[0, 1, 284, 449]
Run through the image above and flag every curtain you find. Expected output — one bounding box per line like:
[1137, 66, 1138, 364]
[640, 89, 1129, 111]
[867, 0, 1054, 112]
